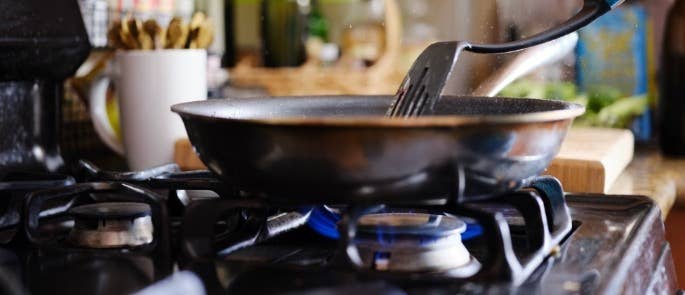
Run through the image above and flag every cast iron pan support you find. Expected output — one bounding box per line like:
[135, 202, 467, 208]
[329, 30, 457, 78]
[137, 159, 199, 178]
[0, 173, 76, 232]
[528, 176, 572, 235]
[337, 176, 572, 286]
[78, 160, 236, 214]
[22, 182, 173, 279]
[181, 199, 269, 294]
[79, 160, 232, 197]
[78, 160, 180, 182]
[179, 174, 572, 287]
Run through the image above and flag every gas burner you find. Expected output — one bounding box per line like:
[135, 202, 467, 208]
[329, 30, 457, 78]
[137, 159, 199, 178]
[180, 176, 574, 288]
[21, 182, 174, 290]
[354, 212, 471, 272]
[67, 202, 154, 248]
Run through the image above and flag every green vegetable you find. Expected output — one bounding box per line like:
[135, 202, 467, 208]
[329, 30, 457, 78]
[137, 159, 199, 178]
[586, 85, 622, 113]
[596, 95, 648, 128]
[573, 112, 599, 127]
[498, 80, 546, 98]
[497, 79, 647, 129]
[498, 80, 578, 101]
[544, 81, 577, 100]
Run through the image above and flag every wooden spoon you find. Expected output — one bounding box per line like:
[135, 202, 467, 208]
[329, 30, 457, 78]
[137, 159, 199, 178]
[193, 19, 214, 49]
[107, 20, 128, 49]
[165, 17, 188, 49]
[186, 12, 205, 48]
[126, 17, 145, 49]
[143, 19, 163, 49]
[190, 12, 206, 30]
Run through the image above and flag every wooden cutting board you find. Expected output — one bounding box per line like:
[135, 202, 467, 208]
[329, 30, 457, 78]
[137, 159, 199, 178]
[545, 127, 634, 193]
[174, 127, 634, 194]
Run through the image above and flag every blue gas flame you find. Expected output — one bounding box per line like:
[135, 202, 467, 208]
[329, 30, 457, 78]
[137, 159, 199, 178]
[300, 206, 341, 239]
[300, 206, 483, 241]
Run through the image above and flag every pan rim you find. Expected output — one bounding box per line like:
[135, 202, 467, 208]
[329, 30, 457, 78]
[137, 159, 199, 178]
[171, 95, 586, 127]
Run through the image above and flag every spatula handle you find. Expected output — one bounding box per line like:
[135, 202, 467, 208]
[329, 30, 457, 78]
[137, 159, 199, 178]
[473, 33, 579, 97]
[467, 0, 618, 54]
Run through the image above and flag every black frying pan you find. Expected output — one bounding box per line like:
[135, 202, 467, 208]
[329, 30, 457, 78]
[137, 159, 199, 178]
[170, 0, 628, 204]
[172, 96, 583, 204]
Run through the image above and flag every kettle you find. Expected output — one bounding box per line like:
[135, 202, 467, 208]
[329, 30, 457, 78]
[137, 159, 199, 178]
[0, 0, 91, 173]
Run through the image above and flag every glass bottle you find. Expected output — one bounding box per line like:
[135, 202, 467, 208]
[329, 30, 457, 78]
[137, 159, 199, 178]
[260, 0, 310, 67]
[659, 0, 685, 156]
[222, 0, 236, 67]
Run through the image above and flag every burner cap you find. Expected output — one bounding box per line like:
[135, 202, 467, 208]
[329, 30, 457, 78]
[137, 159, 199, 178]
[354, 212, 471, 272]
[69, 202, 151, 220]
[357, 212, 466, 237]
[67, 202, 154, 249]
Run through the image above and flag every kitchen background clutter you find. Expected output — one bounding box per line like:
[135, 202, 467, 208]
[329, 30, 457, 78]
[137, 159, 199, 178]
[72, 11, 212, 171]
[83, 0, 664, 127]
[66, 0, 683, 197]
[494, 0, 673, 143]
[65, 3, 682, 183]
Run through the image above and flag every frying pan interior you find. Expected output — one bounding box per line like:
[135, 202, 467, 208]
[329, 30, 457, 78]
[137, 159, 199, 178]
[173, 95, 582, 122]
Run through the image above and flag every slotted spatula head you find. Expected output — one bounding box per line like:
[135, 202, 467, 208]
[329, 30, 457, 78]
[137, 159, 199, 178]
[386, 41, 467, 117]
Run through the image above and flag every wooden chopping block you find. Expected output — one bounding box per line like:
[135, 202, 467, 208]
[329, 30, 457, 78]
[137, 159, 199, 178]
[175, 127, 634, 194]
[174, 139, 205, 171]
[545, 127, 634, 193]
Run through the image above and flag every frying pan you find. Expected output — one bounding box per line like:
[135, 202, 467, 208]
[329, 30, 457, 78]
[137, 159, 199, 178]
[171, 0, 623, 204]
[172, 96, 583, 204]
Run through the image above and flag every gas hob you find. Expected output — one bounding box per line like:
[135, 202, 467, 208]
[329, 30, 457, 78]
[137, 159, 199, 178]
[0, 161, 676, 295]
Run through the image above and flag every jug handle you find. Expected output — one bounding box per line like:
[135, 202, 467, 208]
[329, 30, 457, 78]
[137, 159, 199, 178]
[89, 75, 125, 155]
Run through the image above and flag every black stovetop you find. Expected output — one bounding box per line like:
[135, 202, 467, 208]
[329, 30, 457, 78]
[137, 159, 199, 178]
[0, 162, 676, 295]
[187, 194, 675, 295]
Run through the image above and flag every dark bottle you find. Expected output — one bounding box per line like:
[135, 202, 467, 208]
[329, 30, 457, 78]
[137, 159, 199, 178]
[260, 0, 309, 67]
[222, 0, 236, 67]
[660, 0, 685, 156]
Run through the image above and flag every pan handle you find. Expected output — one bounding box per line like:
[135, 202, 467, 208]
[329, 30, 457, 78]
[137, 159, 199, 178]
[466, 0, 621, 54]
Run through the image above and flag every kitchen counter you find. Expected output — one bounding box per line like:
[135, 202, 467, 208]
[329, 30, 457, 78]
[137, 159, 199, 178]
[608, 146, 684, 219]
[631, 147, 685, 286]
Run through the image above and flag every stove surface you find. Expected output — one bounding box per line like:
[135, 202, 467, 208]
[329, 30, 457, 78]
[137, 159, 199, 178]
[193, 195, 676, 295]
[0, 162, 675, 295]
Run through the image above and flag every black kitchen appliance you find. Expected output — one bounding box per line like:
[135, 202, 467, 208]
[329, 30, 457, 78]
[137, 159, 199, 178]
[0, 162, 676, 295]
[0, 0, 91, 173]
[178, 177, 678, 295]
